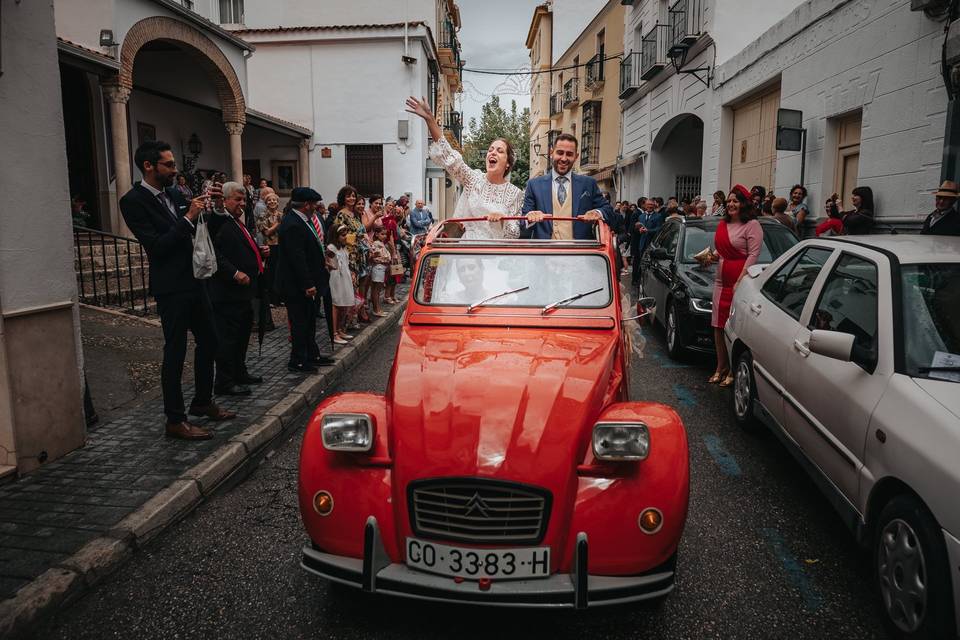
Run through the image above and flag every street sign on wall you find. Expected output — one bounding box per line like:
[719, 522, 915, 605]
[776, 108, 804, 151]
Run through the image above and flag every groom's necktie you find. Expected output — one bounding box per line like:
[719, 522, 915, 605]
[556, 176, 568, 206]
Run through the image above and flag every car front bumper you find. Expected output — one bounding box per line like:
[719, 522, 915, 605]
[301, 517, 676, 609]
[680, 308, 714, 353]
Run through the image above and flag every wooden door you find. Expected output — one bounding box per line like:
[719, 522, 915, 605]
[834, 112, 862, 210]
[730, 87, 781, 190]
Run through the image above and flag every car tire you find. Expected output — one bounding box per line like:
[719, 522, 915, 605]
[665, 301, 686, 360]
[731, 350, 763, 433]
[874, 494, 956, 640]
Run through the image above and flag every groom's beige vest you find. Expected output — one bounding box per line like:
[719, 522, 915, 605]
[551, 183, 573, 240]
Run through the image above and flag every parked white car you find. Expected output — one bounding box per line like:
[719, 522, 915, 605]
[724, 235, 960, 639]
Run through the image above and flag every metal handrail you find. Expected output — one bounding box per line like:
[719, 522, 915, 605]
[73, 225, 151, 314]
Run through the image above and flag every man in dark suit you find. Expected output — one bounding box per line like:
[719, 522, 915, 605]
[922, 180, 960, 236]
[209, 182, 268, 395]
[120, 141, 236, 440]
[274, 187, 336, 373]
[520, 133, 613, 240]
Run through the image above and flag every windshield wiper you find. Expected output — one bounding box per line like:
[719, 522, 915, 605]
[918, 366, 960, 372]
[466, 286, 529, 312]
[541, 287, 604, 315]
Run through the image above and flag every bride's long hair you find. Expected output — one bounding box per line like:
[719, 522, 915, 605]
[491, 137, 516, 179]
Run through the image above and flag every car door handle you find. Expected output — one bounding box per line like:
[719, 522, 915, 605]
[749, 302, 762, 316]
[793, 339, 810, 357]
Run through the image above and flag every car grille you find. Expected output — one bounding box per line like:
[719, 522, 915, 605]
[408, 478, 552, 545]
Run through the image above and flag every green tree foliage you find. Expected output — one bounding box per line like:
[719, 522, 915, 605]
[463, 96, 531, 189]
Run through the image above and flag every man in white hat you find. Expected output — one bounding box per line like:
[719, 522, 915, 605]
[922, 180, 960, 236]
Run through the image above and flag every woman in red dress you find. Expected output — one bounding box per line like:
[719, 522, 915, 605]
[707, 184, 762, 386]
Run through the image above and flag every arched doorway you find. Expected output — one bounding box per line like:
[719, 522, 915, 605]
[649, 113, 704, 202]
[118, 16, 246, 125]
[101, 16, 247, 233]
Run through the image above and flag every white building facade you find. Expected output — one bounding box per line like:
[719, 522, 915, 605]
[236, 0, 465, 216]
[54, 0, 312, 235]
[619, 0, 949, 228]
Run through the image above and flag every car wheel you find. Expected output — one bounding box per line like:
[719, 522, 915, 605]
[874, 494, 956, 639]
[731, 350, 762, 433]
[665, 301, 686, 360]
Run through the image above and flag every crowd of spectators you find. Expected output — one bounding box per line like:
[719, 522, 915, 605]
[118, 139, 428, 440]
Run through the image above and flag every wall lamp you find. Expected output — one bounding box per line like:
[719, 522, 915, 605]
[99, 29, 118, 48]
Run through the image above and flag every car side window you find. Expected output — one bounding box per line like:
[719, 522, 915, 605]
[810, 253, 879, 354]
[761, 247, 833, 320]
[662, 224, 680, 257]
[653, 223, 679, 257]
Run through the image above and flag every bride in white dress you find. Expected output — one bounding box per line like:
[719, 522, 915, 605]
[405, 97, 522, 240]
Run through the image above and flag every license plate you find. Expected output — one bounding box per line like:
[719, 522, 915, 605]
[405, 537, 550, 580]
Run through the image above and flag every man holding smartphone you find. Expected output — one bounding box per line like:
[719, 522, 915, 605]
[120, 141, 237, 440]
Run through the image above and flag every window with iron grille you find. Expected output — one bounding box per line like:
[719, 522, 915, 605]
[581, 102, 601, 166]
[346, 145, 384, 197]
[675, 174, 701, 203]
[428, 70, 439, 114]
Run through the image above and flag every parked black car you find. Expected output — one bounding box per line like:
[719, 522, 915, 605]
[639, 217, 798, 358]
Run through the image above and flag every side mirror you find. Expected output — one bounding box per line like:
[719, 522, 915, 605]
[809, 330, 854, 362]
[624, 297, 657, 325]
[746, 264, 766, 278]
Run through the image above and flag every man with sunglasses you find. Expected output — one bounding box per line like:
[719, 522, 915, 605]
[120, 140, 236, 441]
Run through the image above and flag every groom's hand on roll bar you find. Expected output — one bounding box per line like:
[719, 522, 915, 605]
[526, 211, 549, 223]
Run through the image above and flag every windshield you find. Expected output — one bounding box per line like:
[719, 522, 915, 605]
[901, 264, 960, 382]
[681, 222, 798, 263]
[415, 253, 612, 308]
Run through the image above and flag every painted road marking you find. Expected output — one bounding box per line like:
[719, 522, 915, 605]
[761, 527, 824, 612]
[702, 435, 742, 477]
[673, 383, 697, 408]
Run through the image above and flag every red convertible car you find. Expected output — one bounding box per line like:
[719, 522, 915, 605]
[298, 218, 690, 608]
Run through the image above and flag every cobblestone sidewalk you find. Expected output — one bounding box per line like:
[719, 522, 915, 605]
[0, 288, 407, 608]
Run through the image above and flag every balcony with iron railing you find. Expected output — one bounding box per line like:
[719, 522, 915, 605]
[438, 19, 462, 85]
[585, 53, 605, 90]
[619, 51, 641, 99]
[563, 78, 580, 108]
[669, 0, 704, 49]
[550, 92, 563, 117]
[443, 108, 463, 148]
[641, 24, 670, 80]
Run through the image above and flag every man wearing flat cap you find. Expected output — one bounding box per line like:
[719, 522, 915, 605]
[922, 180, 960, 236]
[274, 187, 336, 373]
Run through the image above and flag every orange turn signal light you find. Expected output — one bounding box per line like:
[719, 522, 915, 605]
[313, 490, 334, 516]
[638, 508, 663, 534]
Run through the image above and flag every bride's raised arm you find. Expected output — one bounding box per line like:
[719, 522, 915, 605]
[405, 96, 478, 191]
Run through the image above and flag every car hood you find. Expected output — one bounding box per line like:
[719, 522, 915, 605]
[676, 262, 715, 300]
[912, 377, 960, 420]
[389, 326, 620, 481]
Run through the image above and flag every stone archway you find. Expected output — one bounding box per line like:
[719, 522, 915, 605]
[102, 16, 248, 230]
[119, 16, 245, 125]
[649, 113, 704, 202]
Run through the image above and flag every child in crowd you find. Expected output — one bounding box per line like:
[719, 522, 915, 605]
[327, 225, 356, 344]
[369, 227, 392, 317]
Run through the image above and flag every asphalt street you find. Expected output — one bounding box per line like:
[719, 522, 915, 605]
[36, 313, 889, 639]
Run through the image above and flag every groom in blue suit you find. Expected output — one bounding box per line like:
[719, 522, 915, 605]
[521, 133, 613, 239]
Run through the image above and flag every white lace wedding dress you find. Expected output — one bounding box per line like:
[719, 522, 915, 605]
[428, 138, 523, 239]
